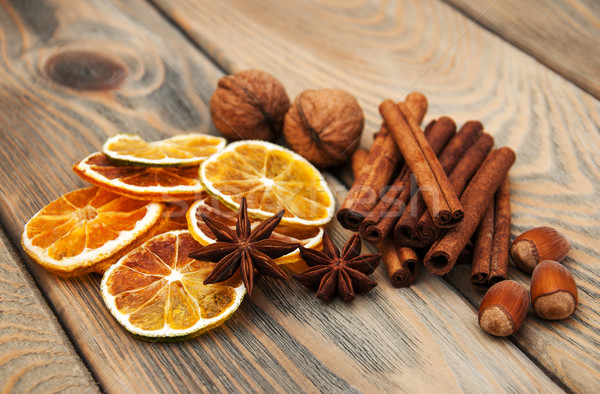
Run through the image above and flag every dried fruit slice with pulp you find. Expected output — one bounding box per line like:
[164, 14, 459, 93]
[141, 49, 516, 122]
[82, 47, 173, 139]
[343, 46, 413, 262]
[101, 230, 245, 340]
[93, 201, 193, 275]
[187, 192, 323, 264]
[199, 140, 335, 226]
[102, 133, 226, 167]
[21, 186, 163, 276]
[73, 152, 203, 201]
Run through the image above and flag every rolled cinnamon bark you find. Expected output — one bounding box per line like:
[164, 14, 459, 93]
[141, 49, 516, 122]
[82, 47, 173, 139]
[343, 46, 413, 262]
[457, 239, 475, 265]
[471, 201, 495, 286]
[380, 100, 463, 227]
[470, 176, 511, 286]
[489, 176, 511, 284]
[393, 195, 427, 248]
[423, 147, 516, 275]
[379, 238, 419, 287]
[338, 93, 427, 231]
[394, 121, 483, 247]
[416, 133, 495, 245]
[359, 118, 455, 243]
[351, 148, 369, 179]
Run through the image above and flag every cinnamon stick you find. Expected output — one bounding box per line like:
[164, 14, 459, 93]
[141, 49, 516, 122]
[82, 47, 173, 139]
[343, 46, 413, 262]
[470, 176, 511, 286]
[353, 146, 421, 287]
[359, 118, 455, 243]
[379, 238, 419, 287]
[457, 239, 475, 265]
[338, 93, 427, 231]
[394, 121, 483, 247]
[351, 148, 369, 179]
[423, 147, 516, 275]
[416, 133, 494, 246]
[379, 100, 463, 227]
[471, 201, 495, 286]
[489, 176, 511, 284]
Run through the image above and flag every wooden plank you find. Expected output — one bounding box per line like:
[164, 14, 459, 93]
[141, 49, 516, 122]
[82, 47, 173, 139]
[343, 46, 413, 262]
[441, 0, 600, 98]
[0, 0, 561, 391]
[148, 0, 600, 392]
[0, 226, 97, 392]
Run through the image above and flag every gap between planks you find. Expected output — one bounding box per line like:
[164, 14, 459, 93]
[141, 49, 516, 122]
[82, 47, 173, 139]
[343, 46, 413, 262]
[440, 0, 600, 99]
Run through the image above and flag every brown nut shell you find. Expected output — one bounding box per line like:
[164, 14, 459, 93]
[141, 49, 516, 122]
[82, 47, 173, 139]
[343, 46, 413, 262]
[283, 88, 364, 168]
[478, 280, 529, 336]
[531, 260, 578, 320]
[510, 226, 570, 273]
[209, 69, 290, 142]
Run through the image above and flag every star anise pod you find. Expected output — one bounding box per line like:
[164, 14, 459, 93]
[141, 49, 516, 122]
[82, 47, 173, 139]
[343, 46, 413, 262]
[188, 197, 300, 295]
[293, 231, 381, 302]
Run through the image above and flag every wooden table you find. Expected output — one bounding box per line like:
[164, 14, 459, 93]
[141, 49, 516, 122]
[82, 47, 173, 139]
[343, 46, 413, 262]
[1, 0, 598, 392]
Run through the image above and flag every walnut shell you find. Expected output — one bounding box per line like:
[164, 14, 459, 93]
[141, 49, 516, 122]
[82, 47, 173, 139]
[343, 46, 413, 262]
[209, 69, 290, 141]
[284, 89, 364, 168]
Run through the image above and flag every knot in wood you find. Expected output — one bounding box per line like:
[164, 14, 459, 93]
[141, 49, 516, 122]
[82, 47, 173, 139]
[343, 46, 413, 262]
[45, 50, 127, 90]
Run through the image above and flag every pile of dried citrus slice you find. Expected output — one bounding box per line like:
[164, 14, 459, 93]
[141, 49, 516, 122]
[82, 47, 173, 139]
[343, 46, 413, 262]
[21, 133, 334, 340]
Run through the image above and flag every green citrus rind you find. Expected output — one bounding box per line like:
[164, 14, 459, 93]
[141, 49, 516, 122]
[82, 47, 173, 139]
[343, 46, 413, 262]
[102, 133, 226, 167]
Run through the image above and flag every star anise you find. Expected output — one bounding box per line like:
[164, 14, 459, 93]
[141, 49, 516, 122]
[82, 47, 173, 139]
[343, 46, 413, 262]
[293, 231, 381, 302]
[188, 197, 300, 295]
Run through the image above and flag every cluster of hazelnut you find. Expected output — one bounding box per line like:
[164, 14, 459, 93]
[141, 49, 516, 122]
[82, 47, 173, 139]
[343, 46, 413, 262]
[209, 69, 364, 168]
[478, 227, 577, 336]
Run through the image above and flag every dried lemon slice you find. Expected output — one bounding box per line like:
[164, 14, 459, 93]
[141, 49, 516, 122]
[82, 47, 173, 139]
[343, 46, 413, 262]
[73, 153, 203, 201]
[21, 186, 163, 276]
[102, 133, 226, 167]
[199, 140, 335, 226]
[186, 192, 323, 264]
[101, 230, 245, 340]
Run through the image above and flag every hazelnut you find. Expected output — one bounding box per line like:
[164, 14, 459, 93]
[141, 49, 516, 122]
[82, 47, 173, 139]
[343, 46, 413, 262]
[209, 69, 290, 142]
[283, 89, 364, 168]
[510, 226, 570, 273]
[530, 260, 578, 320]
[478, 280, 529, 336]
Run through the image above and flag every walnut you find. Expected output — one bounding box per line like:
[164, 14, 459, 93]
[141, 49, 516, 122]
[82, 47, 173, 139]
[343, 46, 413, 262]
[284, 89, 364, 168]
[209, 69, 290, 141]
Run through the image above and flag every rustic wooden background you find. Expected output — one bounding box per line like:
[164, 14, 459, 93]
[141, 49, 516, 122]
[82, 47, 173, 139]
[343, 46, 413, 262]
[0, 0, 598, 392]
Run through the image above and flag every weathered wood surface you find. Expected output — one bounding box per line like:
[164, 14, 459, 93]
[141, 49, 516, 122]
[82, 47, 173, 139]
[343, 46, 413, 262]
[150, 0, 600, 392]
[0, 227, 97, 393]
[0, 0, 574, 392]
[442, 0, 600, 99]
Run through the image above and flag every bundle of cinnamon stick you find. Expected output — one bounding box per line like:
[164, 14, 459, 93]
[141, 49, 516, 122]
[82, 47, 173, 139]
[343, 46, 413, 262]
[342, 93, 515, 288]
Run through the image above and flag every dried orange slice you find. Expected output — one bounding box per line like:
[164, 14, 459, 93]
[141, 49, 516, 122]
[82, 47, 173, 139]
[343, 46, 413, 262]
[73, 153, 203, 201]
[92, 201, 193, 275]
[21, 186, 163, 276]
[102, 133, 226, 167]
[101, 230, 245, 339]
[156, 200, 195, 232]
[199, 140, 335, 226]
[186, 192, 323, 264]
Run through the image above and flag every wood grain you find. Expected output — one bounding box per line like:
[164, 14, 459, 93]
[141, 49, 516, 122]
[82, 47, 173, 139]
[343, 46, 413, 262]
[149, 0, 600, 391]
[442, 0, 600, 98]
[0, 226, 97, 393]
[0, 0, 565, 391]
